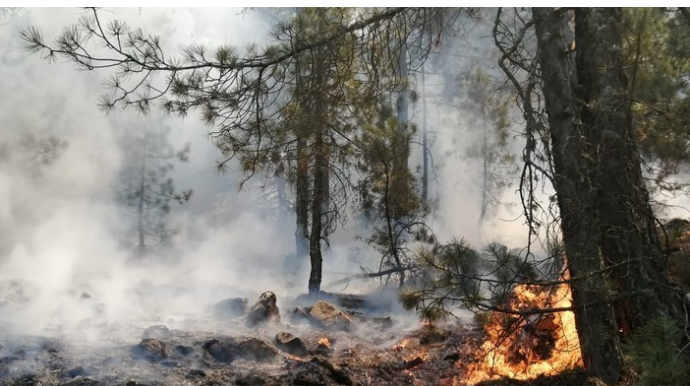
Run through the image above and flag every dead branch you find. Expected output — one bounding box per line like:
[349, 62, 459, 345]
[324, 265, 416, 288]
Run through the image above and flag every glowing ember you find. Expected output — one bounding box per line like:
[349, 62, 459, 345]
[317, 337, 331, 349]
[393, 338, 410, 352]
[464, 272, 583, 384]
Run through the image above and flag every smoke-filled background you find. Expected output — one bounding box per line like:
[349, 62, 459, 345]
[0, 8, 602, 340]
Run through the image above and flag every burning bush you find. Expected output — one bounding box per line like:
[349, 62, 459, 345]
[400, 238, 584, 384]
[400, 238, 541, 323]
[465, 280, 582, 383]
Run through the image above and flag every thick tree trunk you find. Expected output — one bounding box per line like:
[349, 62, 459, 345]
[533, 8, 622, 383]
[575, 7, 688, 333]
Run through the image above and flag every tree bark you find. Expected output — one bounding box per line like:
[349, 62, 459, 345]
[306, 13, 331, 295]
[309, 129, 327, 294]
[292, 17, 310, 284]
[392, 36, 410, 288]
[575, 7, 688, 333]
[294, 137, 310, 279]
[533, 7, 622, 383]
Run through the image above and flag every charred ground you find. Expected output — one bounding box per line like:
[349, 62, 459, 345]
[0, 284, 600, 386]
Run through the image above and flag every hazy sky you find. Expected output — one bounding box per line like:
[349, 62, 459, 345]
[0, 7, 561, 337]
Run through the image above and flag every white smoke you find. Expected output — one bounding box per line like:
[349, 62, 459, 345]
[0, 7, 542, 343]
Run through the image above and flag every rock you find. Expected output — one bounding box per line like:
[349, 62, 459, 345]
[65, 366, 89, 378]
[307, 301, 355, 332]
[202, 338, 236, 363]
[246, 291, 281, 326]
[235, 370, 279, 386]
[185, 369, 206, 379]
[236, 337, 279, 362]
[122, 381, 149, 386]
[174, 345, 193, 357]
[274, 331, 308, 357]
[141, 325, 171, 341]
[202, 337, 278, 363]
[213, 297, 248, 318]
[293, 371, 327, 386]
[290, 307, 311, 324]
[13, 374, 38, 386]
[130, 338, 166, 362]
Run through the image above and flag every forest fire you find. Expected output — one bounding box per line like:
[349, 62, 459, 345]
[463, 276, 583, 384]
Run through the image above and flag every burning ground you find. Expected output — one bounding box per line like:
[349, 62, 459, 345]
[0, 279, 595, 386]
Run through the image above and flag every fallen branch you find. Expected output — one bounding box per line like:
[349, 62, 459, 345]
[325, 265, 416, 288]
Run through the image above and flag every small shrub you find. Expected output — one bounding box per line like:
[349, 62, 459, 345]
[622, 316, 689, 386]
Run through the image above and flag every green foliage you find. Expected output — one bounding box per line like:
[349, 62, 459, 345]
[622, 316, 689, 386]
[624, 8, 690, 187]
[400, 237, 543, 324]
[658, 218, 690, 292]
[357, 97, 432, 287]
[400, 238, 484, 323]
[482, 242, 537, 306]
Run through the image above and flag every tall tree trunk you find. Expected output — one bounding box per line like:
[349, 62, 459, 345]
[306, 13, 330, 295]
[533, 7, 622, 383]
[309, 129, 327, 294]
[392, 35, 410, 287]
[575, 7, 688, 333]
[294, 138, 310, 275]
[292, 18, 310, 283]
[382, 158, 405, 289]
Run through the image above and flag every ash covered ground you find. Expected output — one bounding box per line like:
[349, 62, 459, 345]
[0, 273, 595, 386]
[0, 278, 473, 386]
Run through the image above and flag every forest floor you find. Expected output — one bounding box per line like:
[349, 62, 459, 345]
[0, 288, 603, 386]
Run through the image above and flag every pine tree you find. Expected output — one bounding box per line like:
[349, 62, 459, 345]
[357, 98, 431, 288]
[462, 65, 517, 223]
[117, 123, 192, 258]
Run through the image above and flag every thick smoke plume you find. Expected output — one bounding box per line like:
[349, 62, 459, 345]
[0, 8, 543, 343]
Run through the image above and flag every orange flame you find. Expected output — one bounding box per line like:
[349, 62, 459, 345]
[464, 274, 582, 384]
[393, 338, 410, 352]
[317, 337, 331, 349]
